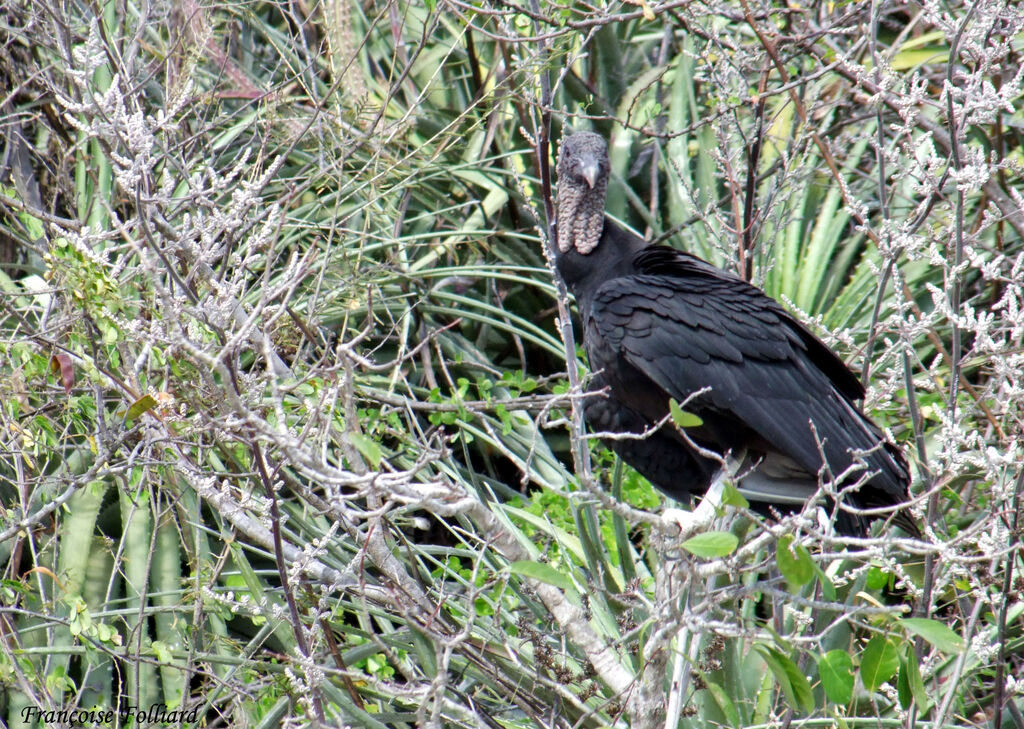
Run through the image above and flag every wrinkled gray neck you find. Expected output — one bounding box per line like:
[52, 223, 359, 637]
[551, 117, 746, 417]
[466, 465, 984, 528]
[556, 178, 607, 256]
[554, 217, 648, 312]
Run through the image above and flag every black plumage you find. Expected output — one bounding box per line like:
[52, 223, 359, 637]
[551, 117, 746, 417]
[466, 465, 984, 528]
[554, 132, 914, 536]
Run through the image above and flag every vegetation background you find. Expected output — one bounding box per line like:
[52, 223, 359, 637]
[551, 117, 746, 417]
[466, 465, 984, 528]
[0, 0, 1021, 727]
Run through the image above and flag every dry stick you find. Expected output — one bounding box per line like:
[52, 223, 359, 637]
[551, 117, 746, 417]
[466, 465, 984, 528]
[365, 387, 586, 414]
[901, 348, 934, 506]
[933, 595, 986, 728]
[718, 124, 747, 279]
[943, 1, 976, 453]
[663, 476, 731, 729]
[903, 345, 935, 729]
[861, 0, 890, 389]
[526, 7, 592, 485]
[916, 6, 980, 641]
[992, 467, 1024, 729]
[647, 25, 674, 239]
[860, 258, 896, 389]
[313, 599, 365, 710]
[251, 440, 326, 724]
[740, 66, 769, 283]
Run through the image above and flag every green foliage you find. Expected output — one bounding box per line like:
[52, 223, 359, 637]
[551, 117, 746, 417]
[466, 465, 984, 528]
[680, 531, 739, 558]
[775, 535, 815, 589]
[669, 398, 703, 428]
[755, 644, 815, 715]
[898, 644, 930, 712]
[817, 650, 855, 706]
[860, 635, 902, 693]
[899, 618, 966, 655]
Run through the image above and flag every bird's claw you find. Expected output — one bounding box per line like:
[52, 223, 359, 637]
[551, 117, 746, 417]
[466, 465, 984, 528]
[661, 507, 696, 536]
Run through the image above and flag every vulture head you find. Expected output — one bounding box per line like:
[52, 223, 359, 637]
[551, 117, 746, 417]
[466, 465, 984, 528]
[556, 132, 609, 255]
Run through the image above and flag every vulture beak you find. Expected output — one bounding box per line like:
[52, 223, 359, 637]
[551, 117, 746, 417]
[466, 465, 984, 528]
[580, 157, 600, 189]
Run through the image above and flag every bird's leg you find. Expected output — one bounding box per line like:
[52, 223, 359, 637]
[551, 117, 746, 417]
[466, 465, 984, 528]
[661, 470, 729, 539]
[661, 451, 748, 538]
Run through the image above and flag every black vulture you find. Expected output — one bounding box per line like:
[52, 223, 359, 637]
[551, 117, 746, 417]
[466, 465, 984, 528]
[554, 132, 915, 536]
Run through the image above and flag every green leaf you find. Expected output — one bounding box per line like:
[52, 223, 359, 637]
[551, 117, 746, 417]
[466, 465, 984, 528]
[890, 47, 948, 70]
[502, 505, 588, 570]
[68, 597, 90, 637]
[509, 561, 578, 597]
[151, 640, 174, 664]
[703, 678, 741, 728]
[95, 622, 115, 643]
[817, 650, 854, 705]
[669, 398, 703, 428]
[349, 433, 382, 468]
[125, 394, 157, 422]
[720, 482, 749, 509]
[897, 644, 929, 711]
[860, 635, 900, 692]
[775, 534, 815, 588]
[899, 618, 965, 654]
[680, 531, 738, 558]
[813, 562, 836, 601]
[755, 644, 814, 714]
[865, 566, 889, 591]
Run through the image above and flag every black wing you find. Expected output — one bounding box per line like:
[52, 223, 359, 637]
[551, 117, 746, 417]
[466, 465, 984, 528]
[583, 373, 720, 503]
[588, 246, 908, 507]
